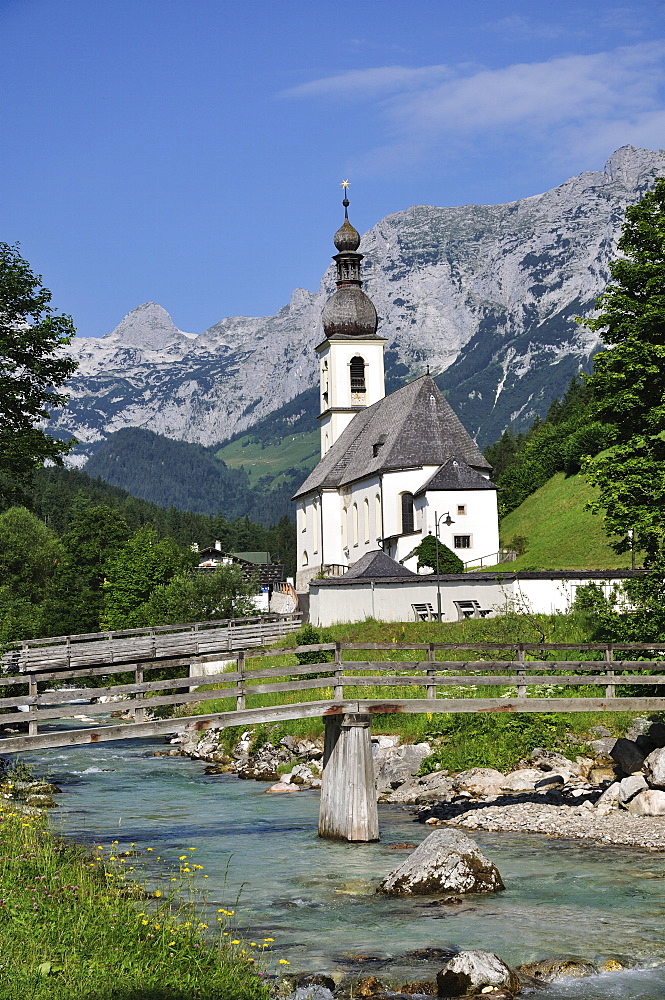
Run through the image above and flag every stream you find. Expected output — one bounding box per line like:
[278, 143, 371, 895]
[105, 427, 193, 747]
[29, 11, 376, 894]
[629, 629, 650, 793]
[21, 736, 665, 998]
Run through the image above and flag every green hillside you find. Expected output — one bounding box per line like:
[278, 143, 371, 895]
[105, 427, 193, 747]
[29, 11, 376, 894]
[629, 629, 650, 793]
[498, 470, 639, 571]
[215, 428, 319, 488]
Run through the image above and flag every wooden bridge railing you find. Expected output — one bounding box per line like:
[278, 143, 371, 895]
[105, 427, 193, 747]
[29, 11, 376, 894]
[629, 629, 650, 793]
[0, 614, 302, 674]
[1, 639, 665, 752]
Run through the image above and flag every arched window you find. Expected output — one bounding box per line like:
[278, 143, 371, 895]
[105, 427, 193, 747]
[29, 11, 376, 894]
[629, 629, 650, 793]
[312, 499, 318, 553]
[350, 356, 366, 395]
[302, 550, 309, 567]
[363, 497, 370, 543]
[300, 502, 306, 532]
[352, 503, 359, 546]
[375, 494, 382, 539]
[401, 492, 414, 534]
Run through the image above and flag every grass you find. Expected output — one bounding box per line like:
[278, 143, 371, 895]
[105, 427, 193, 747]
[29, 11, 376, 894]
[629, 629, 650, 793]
[214, 430, 318, 488]
[497, 470, 642, 571]
[0, 792, 270, 1000]
[185, 615, 656, 770]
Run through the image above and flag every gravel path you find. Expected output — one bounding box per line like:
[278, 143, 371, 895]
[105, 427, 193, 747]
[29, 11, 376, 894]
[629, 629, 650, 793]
[439, 801, 665, 849]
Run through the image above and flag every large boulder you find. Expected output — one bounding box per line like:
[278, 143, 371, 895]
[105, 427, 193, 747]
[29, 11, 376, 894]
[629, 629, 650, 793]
[594, 781, 621, 814]
[644, 746, 665, 788]
[377, 830, 504, 896]
[618, 773, 647, 804]
[517, 957, 597, 983]
[610, 738, 645, 775]
[500, 769, 543, 793]
[387, 771, 455, 804]
[531, 748, 582, 775]
[589, 737, 617, 766]
[452, 768, 505, 797]
[374, 743, 431, 792]
[436, 951, 520, 996]
[626, 788, 665, 815]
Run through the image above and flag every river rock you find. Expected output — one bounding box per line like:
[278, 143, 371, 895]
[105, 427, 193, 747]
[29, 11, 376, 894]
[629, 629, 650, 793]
[436, 951, 520, 996]
[589, 766, 616, 785]
[626, 788, 665, 815]
[531, 748, 582, 775]
[288, 987, 335, 1000]
[589, 737, 617, 765]
[377, 830, 504, 896]
[387, 771, 454, 804]
[399, 981, 436, 995]
[644, 746, 665, 788]
[533, 773, 566, 792]
[500, 769, 543, 792]
[517, 957, 597, 982]
[452, 768, 505, 797]
[618, 773, 648, 803]
[610, 738, 645, 775]
[265, 781, 300, 793]
[374, 744, 431, 792]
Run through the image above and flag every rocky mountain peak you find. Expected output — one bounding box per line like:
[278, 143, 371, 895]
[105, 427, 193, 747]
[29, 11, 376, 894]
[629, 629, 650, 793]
[603, 144, 664, 185]
[105, 302, 194, 350]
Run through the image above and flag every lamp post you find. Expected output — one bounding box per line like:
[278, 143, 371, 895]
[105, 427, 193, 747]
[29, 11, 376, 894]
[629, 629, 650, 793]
[434, 510, 454, 622]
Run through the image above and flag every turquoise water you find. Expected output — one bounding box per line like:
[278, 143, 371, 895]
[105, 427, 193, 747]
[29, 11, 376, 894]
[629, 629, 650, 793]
[22, 737, 665, 998]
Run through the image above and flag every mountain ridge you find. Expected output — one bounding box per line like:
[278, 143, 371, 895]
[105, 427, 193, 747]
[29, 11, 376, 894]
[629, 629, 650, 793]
[51, 145, 665, 463]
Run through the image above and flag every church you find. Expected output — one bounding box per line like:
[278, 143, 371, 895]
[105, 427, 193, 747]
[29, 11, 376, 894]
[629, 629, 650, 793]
[293, 193, 499, 593]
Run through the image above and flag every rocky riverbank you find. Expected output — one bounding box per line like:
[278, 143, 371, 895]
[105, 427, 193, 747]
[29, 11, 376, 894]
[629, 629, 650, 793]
[168, 716, 665, 850]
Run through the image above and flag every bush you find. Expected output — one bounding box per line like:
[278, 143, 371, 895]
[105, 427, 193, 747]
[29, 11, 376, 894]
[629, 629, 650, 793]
[414, 534, 464, 573]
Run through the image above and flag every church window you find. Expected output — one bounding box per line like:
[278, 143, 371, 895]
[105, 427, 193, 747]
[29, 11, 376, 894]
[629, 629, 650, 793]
[342, 508, 348, 547]
[401, 492, 415, 533]
[312, 499, 318, 553]
[350, 356, 366, 396]
[363, 497, 370, 543]
[324, 433, 329, 453]
[454, 535, 471, 549]
[375, 494, 382, 539]
[352, 503, 359, 546]
[302, 550, 309, 566]
[300, 502, 306, 532]
[457, 504, 466, 515]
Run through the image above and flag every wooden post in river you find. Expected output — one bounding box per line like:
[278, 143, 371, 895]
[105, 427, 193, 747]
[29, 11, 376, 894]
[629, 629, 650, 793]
[318, 712, 379, 842]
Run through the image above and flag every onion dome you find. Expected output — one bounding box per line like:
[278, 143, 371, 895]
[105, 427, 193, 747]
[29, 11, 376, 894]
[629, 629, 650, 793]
[334, 218, 361, 252]
[322, 285, 378, 337]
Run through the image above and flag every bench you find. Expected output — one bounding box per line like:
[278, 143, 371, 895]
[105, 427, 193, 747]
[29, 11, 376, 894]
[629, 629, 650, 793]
[412, 603, 435, 621]
[454, 600, 492, 620]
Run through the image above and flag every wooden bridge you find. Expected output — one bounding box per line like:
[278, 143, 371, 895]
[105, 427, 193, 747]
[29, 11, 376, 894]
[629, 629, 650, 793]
[2, 634, 664, 842]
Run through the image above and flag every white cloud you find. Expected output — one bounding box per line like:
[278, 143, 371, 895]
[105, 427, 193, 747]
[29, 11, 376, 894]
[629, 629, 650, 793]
[282, 42, 665, 171]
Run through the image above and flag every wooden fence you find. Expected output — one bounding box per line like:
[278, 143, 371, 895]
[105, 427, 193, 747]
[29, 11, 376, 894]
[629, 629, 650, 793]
[0, 614, 302, 674]
[1, 639, 665, 753]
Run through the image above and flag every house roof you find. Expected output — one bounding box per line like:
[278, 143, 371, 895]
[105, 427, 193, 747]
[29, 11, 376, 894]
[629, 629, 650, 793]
[414, 458, 498, 495]
[293, 375, 490, 499]
[344, 549, 417, 580]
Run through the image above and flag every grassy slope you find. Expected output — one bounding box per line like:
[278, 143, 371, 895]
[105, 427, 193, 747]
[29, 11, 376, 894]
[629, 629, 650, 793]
[498, 470, 637, 571]
[215, 429, 319, 488]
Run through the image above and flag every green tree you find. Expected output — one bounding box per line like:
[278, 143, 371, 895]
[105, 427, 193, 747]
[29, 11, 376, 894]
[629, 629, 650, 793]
[41, 500, 131, 636]
[132, 564, 257, 627]
[101, 525, 185, 630]
[413, 534, 464, 573]
[582, 177, 665, 563]
[0, 243, 77, 504]
[0, 506, 62, 600]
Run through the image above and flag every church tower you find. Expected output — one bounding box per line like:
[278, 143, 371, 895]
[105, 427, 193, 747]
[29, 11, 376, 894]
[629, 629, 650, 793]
[317, 186, 386, 457]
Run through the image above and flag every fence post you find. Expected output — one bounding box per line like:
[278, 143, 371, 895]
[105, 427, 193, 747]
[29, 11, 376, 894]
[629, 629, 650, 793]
[426, 643, 437, 700]
[516, 644, 527, 699]
[28, 673, 38, 737]
[604, 644, 615, 699]
[236, 651, 246, 712]
[334, 642, 344, 701]
[134, 664, 145, 722]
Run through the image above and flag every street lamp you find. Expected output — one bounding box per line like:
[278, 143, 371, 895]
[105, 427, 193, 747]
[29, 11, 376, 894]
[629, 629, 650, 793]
[434, 510, 454, 622]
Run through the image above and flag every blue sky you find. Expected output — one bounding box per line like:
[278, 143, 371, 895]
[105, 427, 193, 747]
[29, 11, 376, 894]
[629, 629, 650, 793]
[2, 0, 665, 338]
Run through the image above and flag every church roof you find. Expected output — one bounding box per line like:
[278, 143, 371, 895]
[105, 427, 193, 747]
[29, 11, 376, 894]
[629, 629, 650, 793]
[293, 375, 491, 499]
[414, 457, 498, 495]
[344, 549, 417, 579]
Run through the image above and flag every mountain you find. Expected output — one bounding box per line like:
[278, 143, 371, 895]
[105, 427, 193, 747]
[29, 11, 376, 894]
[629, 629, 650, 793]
[51, 145, 665, 472]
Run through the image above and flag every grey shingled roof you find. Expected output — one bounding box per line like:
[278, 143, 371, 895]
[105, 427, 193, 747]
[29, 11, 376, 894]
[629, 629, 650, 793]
[344, 549, 417, 579]
[414, 458, 498, 495]
[293, 375, 491, 499]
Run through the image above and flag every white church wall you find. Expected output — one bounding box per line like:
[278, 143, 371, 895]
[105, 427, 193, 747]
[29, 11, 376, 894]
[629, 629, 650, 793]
[422, 489, 500, 566]
[308, 574, 633, 626]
